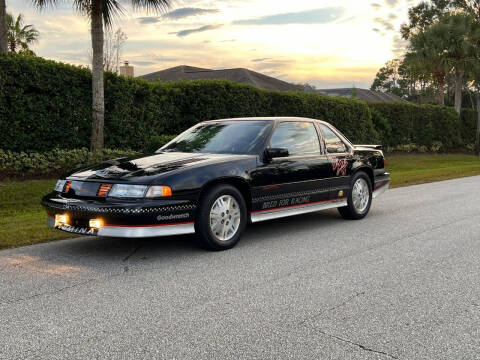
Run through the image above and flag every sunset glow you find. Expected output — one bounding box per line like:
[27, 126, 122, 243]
[9, 0, 418, 88]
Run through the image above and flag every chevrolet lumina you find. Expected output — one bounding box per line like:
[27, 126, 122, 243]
[42, 117, 390, 250]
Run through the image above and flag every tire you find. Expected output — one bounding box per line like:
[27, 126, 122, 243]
[195, 184, 247, 251]
[338, 171, 372, 220]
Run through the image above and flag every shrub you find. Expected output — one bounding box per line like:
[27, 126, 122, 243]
[460, 109, 477, 146]
[0, 148, 139, 179]
[370, 108, 391, 147]
[368, 102, 462, 150]
[0, 53, 378, 152]
[143, 135, 176, 153]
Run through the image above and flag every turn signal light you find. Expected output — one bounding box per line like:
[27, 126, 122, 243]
[161, 186, 172, 197]
[145, 186, 172, 198]
[55, 214, 69, 227]
[89, 218, 103, 229]
[64, 181, 72, 193]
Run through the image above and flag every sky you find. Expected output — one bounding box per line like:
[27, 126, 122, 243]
[8, 0, 418, 89]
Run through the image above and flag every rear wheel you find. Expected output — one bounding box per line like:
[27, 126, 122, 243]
[338, 171, 372, 220]
[195, 184, 247, 251]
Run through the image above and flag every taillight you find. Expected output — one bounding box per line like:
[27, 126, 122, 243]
[383, 158, 386, 168]
[97, 184, 112, 197]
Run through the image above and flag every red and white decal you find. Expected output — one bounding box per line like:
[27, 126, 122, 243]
[331, 158, 348, 176]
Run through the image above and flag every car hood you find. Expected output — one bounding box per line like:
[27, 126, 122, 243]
[68, 152, 254, 182]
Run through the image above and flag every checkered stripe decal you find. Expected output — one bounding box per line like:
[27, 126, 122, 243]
[42, 201, 196, 214]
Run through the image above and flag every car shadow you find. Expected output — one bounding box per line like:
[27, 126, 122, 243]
[0, 209, 345, 277]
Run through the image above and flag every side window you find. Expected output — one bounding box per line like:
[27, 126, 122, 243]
[270, 122, 320, 155]
[319, 124, 348, 154]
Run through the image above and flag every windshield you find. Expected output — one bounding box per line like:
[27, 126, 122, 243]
[160, 121, 273, 155]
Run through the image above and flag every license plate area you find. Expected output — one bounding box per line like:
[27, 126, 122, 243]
[56, 224, 98, 235]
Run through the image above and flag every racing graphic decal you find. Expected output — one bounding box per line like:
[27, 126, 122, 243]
[331, 158, 348, 176]
[262, 196, 311, 210]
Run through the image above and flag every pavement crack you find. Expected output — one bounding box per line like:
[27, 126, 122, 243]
[317, 330, 399, 359]
[123, 243, 143, 262]
[299, 291, 365, 326]
[0, 279, 95, 305]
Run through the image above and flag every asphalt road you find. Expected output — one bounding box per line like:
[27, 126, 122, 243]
[1, 176, 480, 360]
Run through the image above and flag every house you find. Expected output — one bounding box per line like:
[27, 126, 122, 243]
[315, 88, 406, 103]
[139, 65, 303, 92]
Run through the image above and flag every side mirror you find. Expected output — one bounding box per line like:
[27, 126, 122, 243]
[265, 147, 289, 159]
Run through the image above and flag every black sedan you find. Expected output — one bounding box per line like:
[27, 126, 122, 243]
[42, 117, 390, 250]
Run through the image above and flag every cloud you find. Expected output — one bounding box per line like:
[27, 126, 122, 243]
[170, 24, 223, 37]
[220, 39, 236, 42]
[388, 13, 398, 20]
[233, 7, 344, 26]
[392, 35, 408, 56]
[371, 3, 382, 10]
[133, 61, 157, 66]
[374, 17, 394, 31]
[137, 17, 160, 24]
[137, 7, 219, 24]
[251, 58, 272, 62]
[385, 0, 399, 6]
[163, 7, 220, 20]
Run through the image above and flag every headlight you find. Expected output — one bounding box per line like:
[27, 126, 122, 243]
[145, 186, 172, 198]
[108, 184, 147, 198]
[54, 180, 66, 192]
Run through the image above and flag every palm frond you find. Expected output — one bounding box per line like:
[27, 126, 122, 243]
[30, 0, 62, 10]
[130, 0, 172, 14]
[103, 0, 126, 26]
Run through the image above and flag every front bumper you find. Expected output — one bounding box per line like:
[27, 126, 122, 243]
[42, 193, 197, 238]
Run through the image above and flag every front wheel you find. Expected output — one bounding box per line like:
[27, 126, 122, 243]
[338, 171, 372, 220]
[195, 184, 247, 251]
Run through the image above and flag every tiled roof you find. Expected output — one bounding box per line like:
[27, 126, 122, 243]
[139, 65, 303, 92]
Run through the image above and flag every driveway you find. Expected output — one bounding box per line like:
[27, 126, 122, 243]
[1, 176, 479, 359]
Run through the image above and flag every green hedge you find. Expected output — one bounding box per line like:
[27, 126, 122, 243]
[0, 53, 377, 152]
[0, 148, 140, 179]
[368, 102, 463, 150]
[1, 53, 476, 154]
[460, 109, 477, 147]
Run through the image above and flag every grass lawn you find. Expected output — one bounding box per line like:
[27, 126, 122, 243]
[0, 180, 76, 250]
[0, 153, 479, 250]
[387, 153, 480, 188]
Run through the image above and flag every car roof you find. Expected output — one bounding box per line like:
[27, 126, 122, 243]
[204, 117, 328, 124]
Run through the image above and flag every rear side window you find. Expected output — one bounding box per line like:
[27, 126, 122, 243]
[319, 124, 348, 154]
[269, 122, 320, 155]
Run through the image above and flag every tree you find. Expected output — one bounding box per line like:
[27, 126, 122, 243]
[6, 13, 39, 53]
[370, 58, 428, 100]
[401, 0, 453, 39]
[453, 0, 480, 154]
[88, 27, 127, 73]
[407, 23, 451, 105]
[438, 13, 480, 113]
[0, 0, 7, 53]
[371, 59, 403, 95]
[32, 0, 172, 152]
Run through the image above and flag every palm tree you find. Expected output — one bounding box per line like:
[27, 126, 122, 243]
[0, 0, 7, 53]
[32, 0, 172, 151]
[6, 13, 39, 53]
[440, 13, 480, 114]
[407, 24, 450, 106]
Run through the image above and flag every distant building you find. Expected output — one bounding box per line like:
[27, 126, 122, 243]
[120, 61, 134, 77]
[139, 65, 303, 92]
[316, 88, 406, 103]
